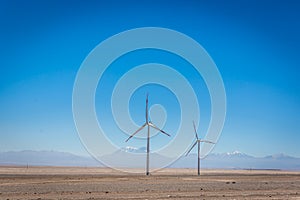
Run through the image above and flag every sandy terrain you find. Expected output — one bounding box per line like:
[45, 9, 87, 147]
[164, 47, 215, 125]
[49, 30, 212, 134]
[0, 166, 299, 200]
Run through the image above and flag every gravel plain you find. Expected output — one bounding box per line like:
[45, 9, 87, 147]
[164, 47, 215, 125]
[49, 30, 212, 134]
[0, 166, 299, 200]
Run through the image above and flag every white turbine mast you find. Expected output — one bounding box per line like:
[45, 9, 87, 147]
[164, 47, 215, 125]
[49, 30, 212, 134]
[125, 93, 171, 175]
[186, 121, 215, 176]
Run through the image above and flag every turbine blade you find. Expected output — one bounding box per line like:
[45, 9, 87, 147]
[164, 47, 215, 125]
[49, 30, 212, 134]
[146, 93, 149, 123]
[186, 141, 198, 156]
[200, 140, 215, 144]
[148, 122, 170, 137]
[193, 121, 199, 140]
[125, 123, 147, 142]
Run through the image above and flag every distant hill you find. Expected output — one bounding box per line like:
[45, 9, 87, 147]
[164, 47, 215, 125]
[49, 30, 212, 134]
[0, 150, 101, 167]
[1, 149, 299, 170]
[100, 147, 172, 168]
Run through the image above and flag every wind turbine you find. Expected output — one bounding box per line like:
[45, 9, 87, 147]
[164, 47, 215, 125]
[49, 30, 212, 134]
[125, 94, 171, 175]
[186, 121, 215, 176]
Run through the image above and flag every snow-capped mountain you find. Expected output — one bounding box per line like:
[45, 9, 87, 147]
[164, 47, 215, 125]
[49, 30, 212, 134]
[208, 151, 254, 158]
[171, 151, 300, 170]
[100, 146, 171, 168]
[224, 151, 252, 157]
[121, 146, 146, 153]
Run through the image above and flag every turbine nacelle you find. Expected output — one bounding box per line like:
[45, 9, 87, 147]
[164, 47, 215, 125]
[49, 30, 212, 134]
[196, 139, 215, 144]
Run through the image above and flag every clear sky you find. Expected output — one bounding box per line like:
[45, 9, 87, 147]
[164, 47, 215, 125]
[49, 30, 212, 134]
[0, 0, 299, 158]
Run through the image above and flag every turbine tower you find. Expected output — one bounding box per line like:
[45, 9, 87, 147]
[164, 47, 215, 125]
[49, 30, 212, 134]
[125, 94, 171, 175]
[186, 121, 215, 176]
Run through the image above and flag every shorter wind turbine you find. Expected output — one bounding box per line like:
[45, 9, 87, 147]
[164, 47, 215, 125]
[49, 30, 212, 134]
[186, 121, 215, 176]
[125, 94, 171, 175]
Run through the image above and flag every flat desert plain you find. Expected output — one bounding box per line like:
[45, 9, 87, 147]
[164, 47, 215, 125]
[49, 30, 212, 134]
[0, 167, 299, 199]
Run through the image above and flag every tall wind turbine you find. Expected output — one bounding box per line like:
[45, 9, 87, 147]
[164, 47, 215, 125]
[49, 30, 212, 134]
[186, 121, 215, 176]
[125, 94, 171, 175]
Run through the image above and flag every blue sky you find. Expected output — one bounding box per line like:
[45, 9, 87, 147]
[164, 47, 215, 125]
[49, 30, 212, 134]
[0, 0, 299, 158]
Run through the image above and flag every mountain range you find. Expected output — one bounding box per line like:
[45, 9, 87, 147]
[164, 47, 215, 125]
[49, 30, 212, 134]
[0, 150, 101, 167]
[171, 151, 300, 170]
[0, 148, 299, 170]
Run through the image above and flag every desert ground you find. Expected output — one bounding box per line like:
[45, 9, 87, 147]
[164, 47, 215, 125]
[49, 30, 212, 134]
[0, 166, 299, 200]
